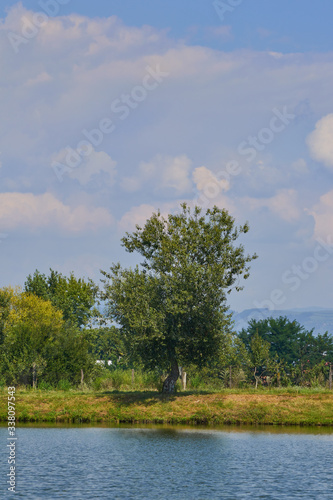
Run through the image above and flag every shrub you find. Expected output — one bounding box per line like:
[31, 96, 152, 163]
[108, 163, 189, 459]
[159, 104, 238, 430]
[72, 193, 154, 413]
[38, 381, 54, 391]
[57, 380, 72, 391]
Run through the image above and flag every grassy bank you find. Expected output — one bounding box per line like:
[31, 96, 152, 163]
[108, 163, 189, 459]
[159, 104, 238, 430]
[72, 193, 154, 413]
[2, 388, 333, 426]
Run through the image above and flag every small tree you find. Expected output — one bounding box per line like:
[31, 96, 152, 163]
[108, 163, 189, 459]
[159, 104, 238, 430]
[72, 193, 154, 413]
[218, 333, 249, 388]
[248, 331, 271, 389]
[0, 288, 96, 387]
[2, 291, 64, 387]
[101, 203, 257, 392]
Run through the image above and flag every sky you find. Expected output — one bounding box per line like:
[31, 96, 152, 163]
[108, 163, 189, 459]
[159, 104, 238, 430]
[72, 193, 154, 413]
[0, 1, 333, 313]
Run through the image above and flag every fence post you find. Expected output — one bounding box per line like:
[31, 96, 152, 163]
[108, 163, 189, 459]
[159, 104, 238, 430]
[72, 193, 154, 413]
[132, 368, 135, 386]
[181, 370, 187, 391]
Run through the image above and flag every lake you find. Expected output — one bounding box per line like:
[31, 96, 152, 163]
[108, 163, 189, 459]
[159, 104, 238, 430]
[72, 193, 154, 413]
[1, 425, 333, 499]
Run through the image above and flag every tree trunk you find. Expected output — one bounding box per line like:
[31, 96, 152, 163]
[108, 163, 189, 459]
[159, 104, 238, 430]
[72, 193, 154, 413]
[229, 365, 232, 389]
[254, 367, 259, 389]
[81, 369, 84, 385]
[162, 360, 179, 393]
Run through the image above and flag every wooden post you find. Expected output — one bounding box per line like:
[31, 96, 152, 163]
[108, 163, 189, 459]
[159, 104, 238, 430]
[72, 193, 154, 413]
[229, 365, 232, 389]
[329, 363, 332, 390]
[81, 369, 84, 386]
[181, 371, 187, 391]
[132, 368, 135, 386]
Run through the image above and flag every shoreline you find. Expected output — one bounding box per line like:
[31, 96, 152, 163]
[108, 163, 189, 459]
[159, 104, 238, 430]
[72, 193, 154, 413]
[2, 389, 333, 426]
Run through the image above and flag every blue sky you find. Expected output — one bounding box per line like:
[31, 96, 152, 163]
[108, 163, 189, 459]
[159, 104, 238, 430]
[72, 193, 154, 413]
[0, 1, 333, 314]
[2, 0, 333, 52]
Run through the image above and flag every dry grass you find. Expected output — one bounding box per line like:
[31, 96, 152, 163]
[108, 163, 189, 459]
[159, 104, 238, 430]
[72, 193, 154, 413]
[2, 388, 333, 426]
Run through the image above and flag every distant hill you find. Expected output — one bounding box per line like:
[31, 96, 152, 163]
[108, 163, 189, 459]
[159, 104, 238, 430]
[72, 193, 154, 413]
[231, 307, 333, 335]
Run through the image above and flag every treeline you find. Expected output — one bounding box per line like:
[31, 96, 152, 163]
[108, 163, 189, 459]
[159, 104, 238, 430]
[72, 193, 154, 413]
[0, 269, 332, 390]
[201, 316, 333, 390]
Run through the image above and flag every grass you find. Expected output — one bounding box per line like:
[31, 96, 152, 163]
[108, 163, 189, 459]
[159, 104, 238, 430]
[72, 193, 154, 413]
[2, 387, 333, 426]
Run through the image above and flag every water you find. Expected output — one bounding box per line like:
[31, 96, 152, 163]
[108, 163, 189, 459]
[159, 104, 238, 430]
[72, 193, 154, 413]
[1, 425, 333, 499]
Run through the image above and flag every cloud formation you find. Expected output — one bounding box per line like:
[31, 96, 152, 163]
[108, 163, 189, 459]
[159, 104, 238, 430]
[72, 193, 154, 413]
[0, 192, 113, 232]
[193, 166, 230, 196]
[1, 4, 333, 309]
[121, 155, 193, 195]
[244, 189, 301, 223]
[309, 190, 333, 240]
[52, 148, 117, 185]
[307, 114, 333, 168]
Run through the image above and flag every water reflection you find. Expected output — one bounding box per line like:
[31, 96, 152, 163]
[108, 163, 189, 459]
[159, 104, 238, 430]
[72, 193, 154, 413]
[1, 425, 332, 499]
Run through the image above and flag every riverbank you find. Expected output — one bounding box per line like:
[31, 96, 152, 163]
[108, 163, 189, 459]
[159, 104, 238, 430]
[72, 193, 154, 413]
[2, 388, 333, 426]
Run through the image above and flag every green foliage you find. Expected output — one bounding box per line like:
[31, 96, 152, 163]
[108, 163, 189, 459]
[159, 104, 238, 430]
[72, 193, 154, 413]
[92, 368, 163, 391]
[249, 331, 270, 369]
[1, 290, 64, 385]
[86, 326, 127, 367]
[239, 316, 333, 387]
[38, 381, 54, 391]
[101, 203, 257, 383]
[42, 326, 96, 386]
[188, 373, 204, 389]
[0, 287, 15, 345]
[248, 331, 271, 388]
[57, 380, 72, 391]
[0, 288, 96, 387]
[239, 316, 333, 367]
[25, 269, 99, 328]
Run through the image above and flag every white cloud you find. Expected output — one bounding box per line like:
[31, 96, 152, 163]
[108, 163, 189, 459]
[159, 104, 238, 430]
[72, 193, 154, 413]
[159, 155, 192, 193]
[291, 158, 309, 174]
[121, 154, 193, 195]
[0, 5, 163, 56]
[193, 166, 230, 196]
[0, 192, 113, 232]
[118, 204, 157, 232]
[24, 72, 53, 87]
[52, 148, 117, 186]
[118, 201, 183, 233]
[1, 3, 333, 311]
[309, 190, 333, 240]
[206, 26, 233, 40]
[244, 189, 301, 222]
[307, 114, 333, 168]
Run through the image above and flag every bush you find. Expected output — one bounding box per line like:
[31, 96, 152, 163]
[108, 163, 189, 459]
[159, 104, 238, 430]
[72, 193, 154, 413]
[38, 381, 54, 391]
[57, 380, 72, 391]
[110, 369, 131, 389]
[188, 374, 203, 389]
[90, 368, 163, 392]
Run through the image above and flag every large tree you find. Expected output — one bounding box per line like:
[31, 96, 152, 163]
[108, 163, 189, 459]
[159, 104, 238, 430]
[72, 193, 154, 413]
[101, 203, 257, 392]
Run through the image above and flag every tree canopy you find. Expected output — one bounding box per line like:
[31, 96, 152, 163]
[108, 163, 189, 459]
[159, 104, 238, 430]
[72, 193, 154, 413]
[24, 269, 99, 328]
[239, 316, 333, 367]
[0, 286, 97, 387]
[101, 203, 257, 392]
